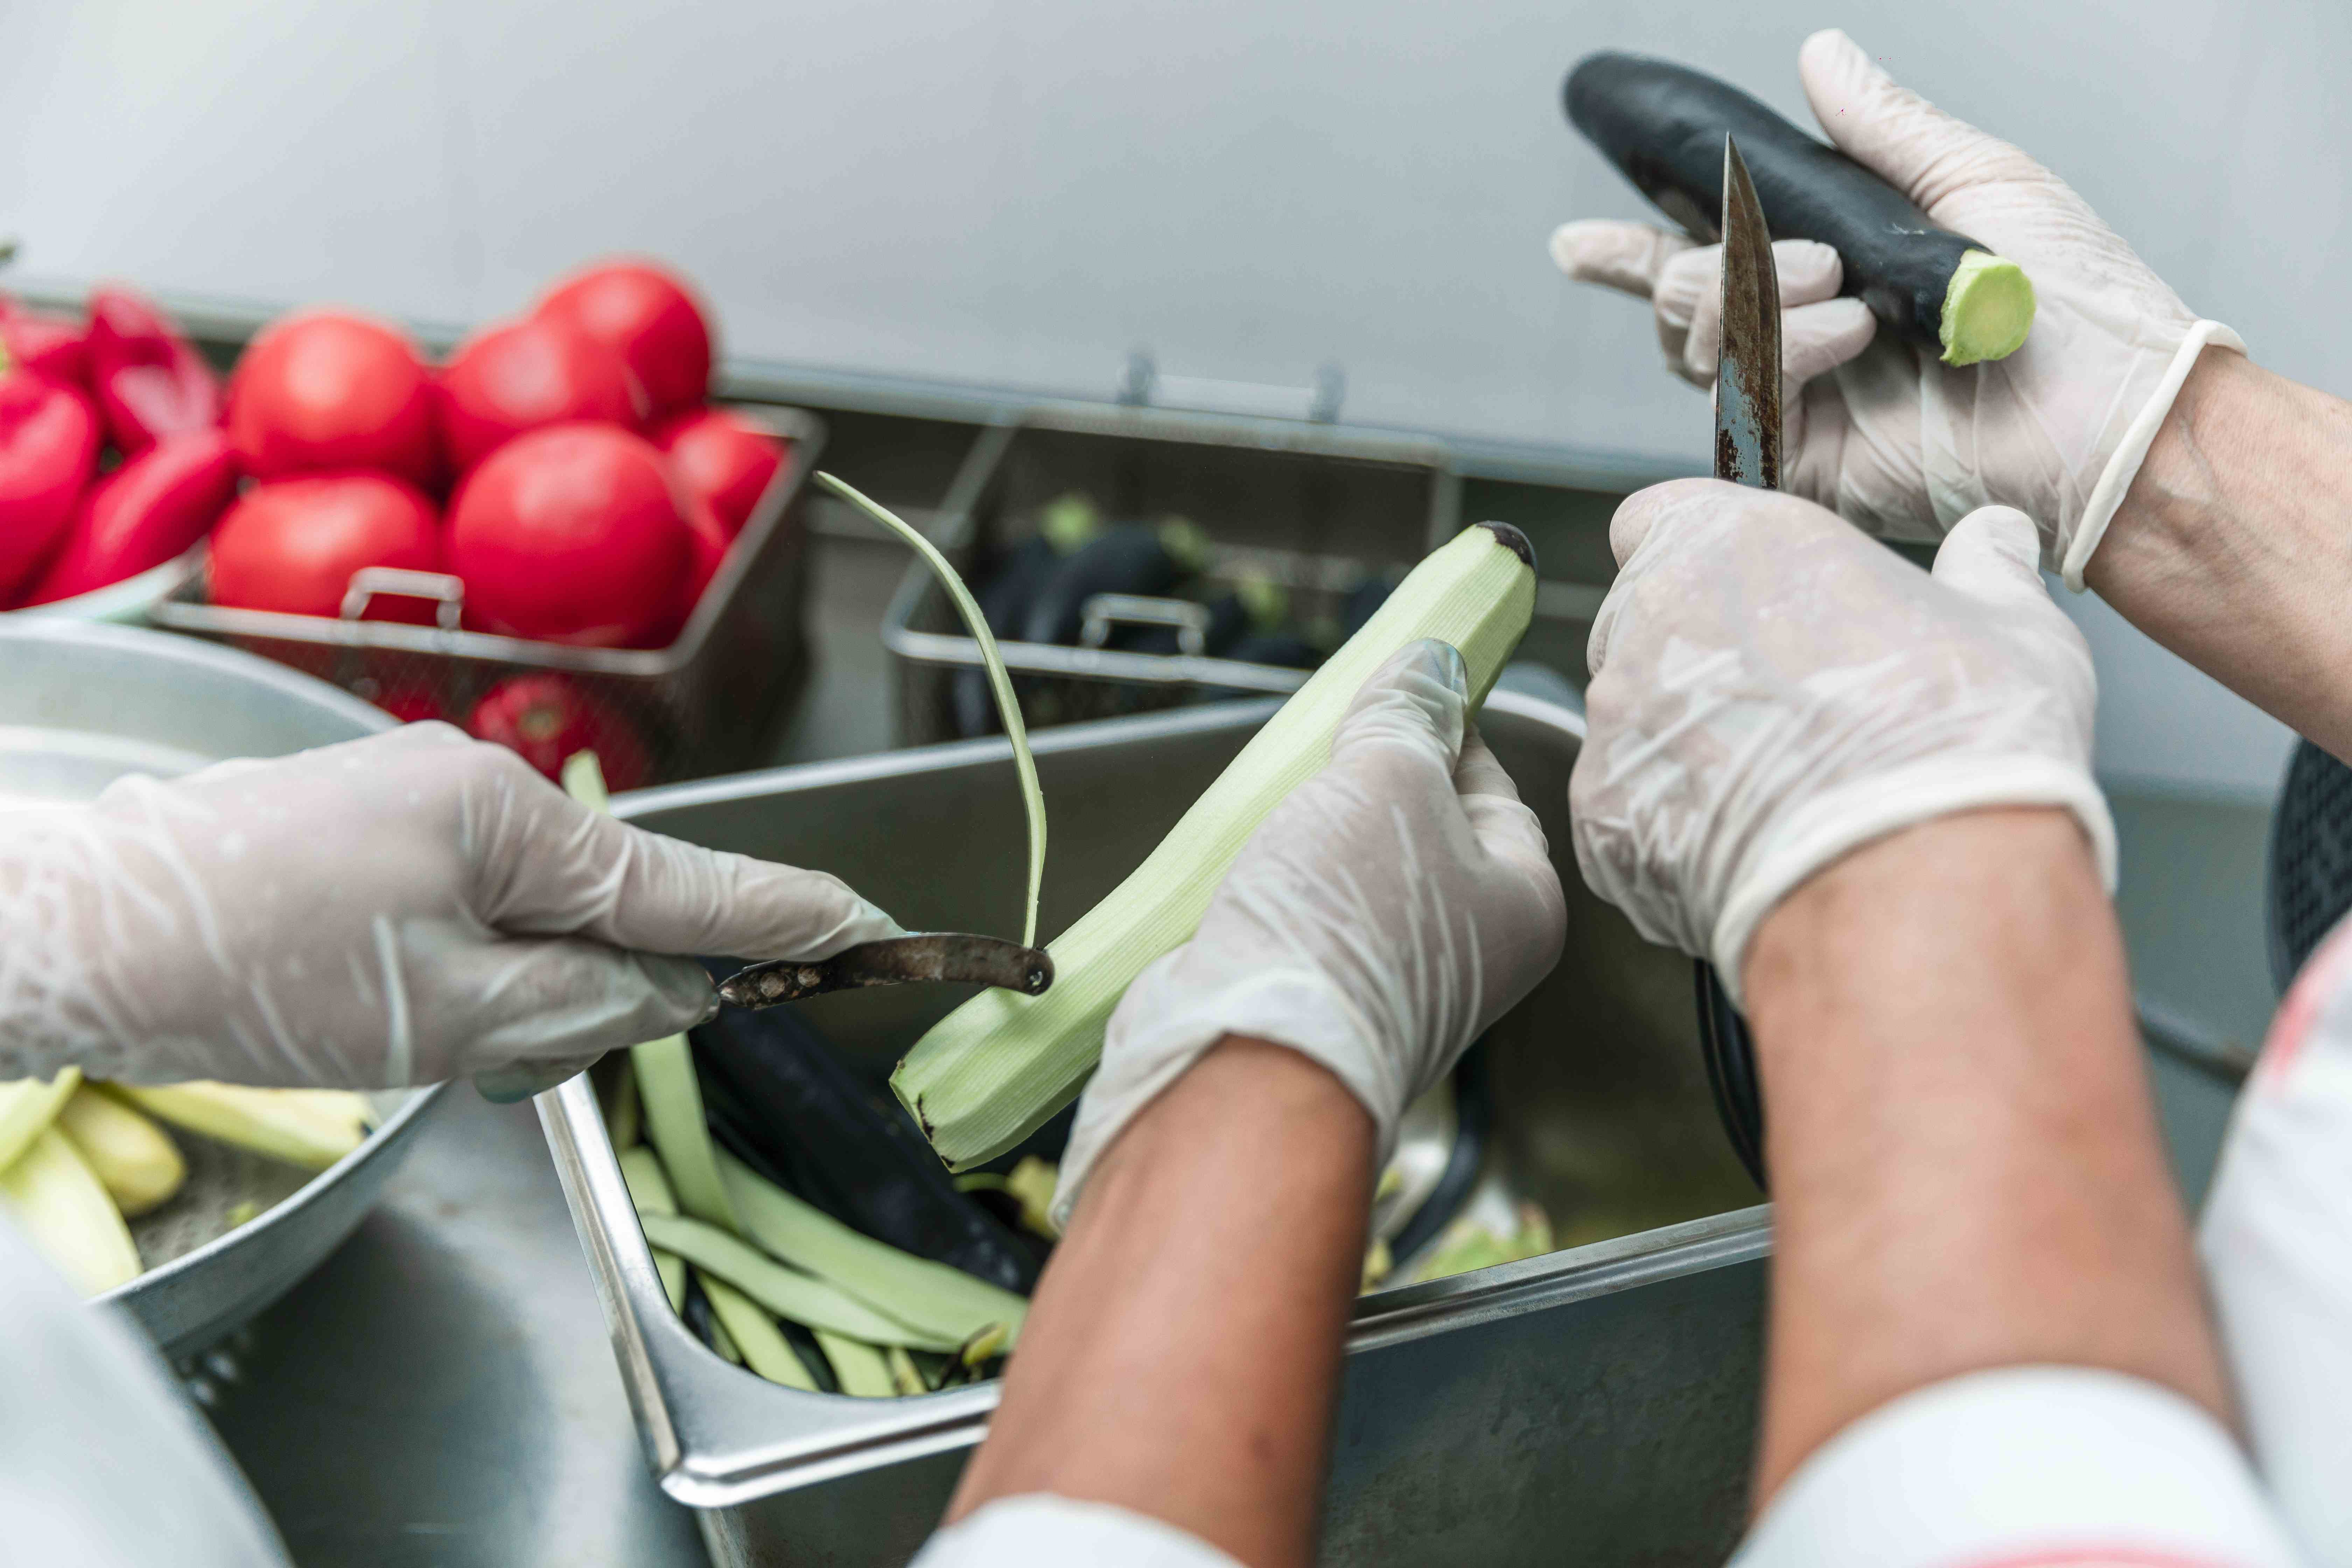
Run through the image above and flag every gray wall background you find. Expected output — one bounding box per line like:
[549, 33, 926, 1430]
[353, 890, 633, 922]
[1, 0, 2330, 797]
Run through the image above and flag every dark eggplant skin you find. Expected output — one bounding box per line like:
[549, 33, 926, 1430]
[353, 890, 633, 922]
[1019, 525, 1189, 647]
[952, 536, 1065, 738]
[1564, 51, 1983, 352]
[690, 965, 1040, 1293]
[1223, 631, 1320, 670]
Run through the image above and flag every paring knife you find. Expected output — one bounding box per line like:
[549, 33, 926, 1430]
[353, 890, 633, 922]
[1694, 134, 1777, 1188]
[719, 933, 1054, 1009]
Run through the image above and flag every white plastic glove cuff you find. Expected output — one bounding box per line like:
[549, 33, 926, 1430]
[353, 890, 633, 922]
[1712, 755, 2119, 1007]
[2061, 321, 2246, 589]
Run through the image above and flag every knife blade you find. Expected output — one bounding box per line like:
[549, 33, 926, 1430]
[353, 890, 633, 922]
[1698, 132, 1780, 1190]
[1714, 133, 1782, 491]
[719, 933, 1054, 1009]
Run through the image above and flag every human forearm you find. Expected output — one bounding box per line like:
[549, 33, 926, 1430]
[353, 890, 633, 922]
[2093, 349, 2352, 761]
[944, 1037, 1373, 1568]
[1741, 808, 2228, 1504]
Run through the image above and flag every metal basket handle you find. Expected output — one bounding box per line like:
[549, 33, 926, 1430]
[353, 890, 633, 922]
[341, 569, 465, 632]
[1079, 594, 1210, 657]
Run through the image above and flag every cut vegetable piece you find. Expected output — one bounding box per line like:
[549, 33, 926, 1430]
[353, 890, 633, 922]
[631, 1035, 736, 1232]
[1563, 51, 2036, 365]
[102, 1082, 366, 1170]
[716, 1150, 1027, 1347]
[886, 1345, 928, 1397]
[0, 1070, 82, 1174]
[56, 1087, 184, 1216]
[693, 998, 1039, 1292]
[0, 1128, 140, 1295]
[682, 1273, 739, 1363]
[814, 1330, 898, 1398]
[701, 1273, 819, 1390]
[600, 1053, 642, 1152]
[893, 522, 1537, 1169]
[637, 1213, 963, 1351]
[817, 472, 1043, 949]
[618, 1144, 689, 1312]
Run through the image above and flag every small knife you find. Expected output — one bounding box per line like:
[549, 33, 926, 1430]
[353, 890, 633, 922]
[719, 934, 1054, 1009]
[1695, 133, 1780, 1188]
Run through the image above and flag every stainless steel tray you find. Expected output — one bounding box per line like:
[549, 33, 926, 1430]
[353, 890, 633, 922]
[880, 405, 1464, 742]
[545, 687, 1770, 1564]
[150, 405, 826, 788]
[0, 619, 444, 1358]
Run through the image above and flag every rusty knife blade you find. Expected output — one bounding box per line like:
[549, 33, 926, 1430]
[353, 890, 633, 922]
[718, 934, 1054, 1009]
[1715, 134, 1782, 490]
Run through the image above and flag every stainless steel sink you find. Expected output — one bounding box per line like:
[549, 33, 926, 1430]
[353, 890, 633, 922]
[544, 687, 1771, 1565]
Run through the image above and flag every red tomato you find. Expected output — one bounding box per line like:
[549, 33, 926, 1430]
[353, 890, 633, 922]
[209, 472, 442, 620]
[229, 310, 439, 485]
[656, 408, 783, 538]
[22, 428, 239, 605]
[85, 285, 222, 456]
[437, 314, 643, 472]
[0, 300, 89, 389]
[467, 673, 650, 791]
[446, 423, 690, 648]
[536, 259, 712, 421]
[0, 372, 101, 602]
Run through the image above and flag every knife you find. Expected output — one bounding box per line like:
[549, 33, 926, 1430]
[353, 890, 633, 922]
[719, 933, 1054, 1009]
[1694, 134, 1777, 1188]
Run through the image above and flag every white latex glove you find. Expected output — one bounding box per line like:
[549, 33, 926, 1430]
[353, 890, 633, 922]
[1550, 28, 2244, 587]
[0, 723, 899, 1092]
[1572, 479, 2114, 1002]
[1052, 640, 1568, 1226]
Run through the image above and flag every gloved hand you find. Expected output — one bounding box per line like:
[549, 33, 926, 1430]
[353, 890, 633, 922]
[1572, 479, 2114, 1001]
[0, 722, 899, 1092]
[1549, 28, 2243, 588]
[1052, 640, 1567, 1226]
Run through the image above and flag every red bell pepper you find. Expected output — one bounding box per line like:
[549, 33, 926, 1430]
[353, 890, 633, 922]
[0, 370, 101, 603]
[20, 427, 239, 606]
[85, 285, 221, 456]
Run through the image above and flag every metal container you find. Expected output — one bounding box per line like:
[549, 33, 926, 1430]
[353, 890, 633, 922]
[150, 405, 825, 788]
[881, 406, 1467, 743]
[544, 688, 1770, 1565]
[0, 619, 444, 1358]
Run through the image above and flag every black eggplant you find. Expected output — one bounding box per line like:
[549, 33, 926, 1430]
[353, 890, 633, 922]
[689, 971, 1040, 1293]
[1564, 51, 2034, 365]
[951, 535, 1063, 738]
[1019, 523, 1204, 647]
[1339, 576, 1395, 639]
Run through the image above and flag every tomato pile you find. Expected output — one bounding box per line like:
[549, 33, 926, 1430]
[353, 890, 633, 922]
[0, 259, 785, 635]
[2, 260, 793, 786]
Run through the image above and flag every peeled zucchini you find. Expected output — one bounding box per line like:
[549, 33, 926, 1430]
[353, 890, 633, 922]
[0, 1070, 83, 1174]
[892, 522, 1537, 1169]
[56, 1087, 184, 1216]
[100, 1082, 368, 1171]
[0, 1128, 140, 1295]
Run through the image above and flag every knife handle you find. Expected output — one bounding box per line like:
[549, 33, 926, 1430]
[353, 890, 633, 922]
[719, 934, 1054, 1009]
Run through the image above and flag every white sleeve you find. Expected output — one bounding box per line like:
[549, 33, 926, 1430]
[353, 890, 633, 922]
[910, 1494, 1243, 1568]
[1732, 1366, 2306, 1568]
[0, 1218, 291, 1566]
[2201, 919, 2352, 1567]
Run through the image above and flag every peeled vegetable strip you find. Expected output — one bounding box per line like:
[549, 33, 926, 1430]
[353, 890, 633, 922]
[717, 1150, 1027, 1347]
[814, 1330, 898, 1399]
[816, 472, 1044, 949]
[638, 1213, 964, 1352]
[617, 1144, 689, 1313]
[0, 1128, 140, 1296]
[700, 1273, 820, 1391]
[893, 523, 1537, 1169]
[0, 1070, 83, 1174]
